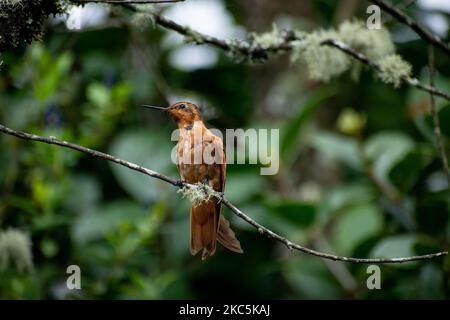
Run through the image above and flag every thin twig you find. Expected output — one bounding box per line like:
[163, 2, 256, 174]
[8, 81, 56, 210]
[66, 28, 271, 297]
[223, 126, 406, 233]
[428, 45, 450, 186]
[152, 13, 234, 51]
[0, 124, 179, 187]
[221, 197, 445, 263]
[370, 0, 450, 56]
[0, 124, 447, 263]
[152, 13, 295, 60]
[320, 39, 381, 70]
[321, 39, 450, 101]
[382, 0, 417, 25]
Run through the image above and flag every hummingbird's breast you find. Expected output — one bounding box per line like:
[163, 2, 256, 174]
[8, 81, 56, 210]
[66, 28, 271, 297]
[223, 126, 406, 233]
[176, 122, 225, 191]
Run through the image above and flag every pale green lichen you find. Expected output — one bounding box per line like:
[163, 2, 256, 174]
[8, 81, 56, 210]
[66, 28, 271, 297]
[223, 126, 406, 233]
[178, 183, 221, 207]
[229, 26, 304, 63]
[131, 12, 155, 30]
[291, 29, 351, 82]
[338, 20, 394, 60]
[0, 229, 33, 273]
[133, 3, 155, 12]
[130, 4, 155, 28]
[250, 23, 285, 49]
[184, 27, 206, 45]
[377, 54, 412, 88]
[225, 38, 246, 61]
[291, 20, 397, 83]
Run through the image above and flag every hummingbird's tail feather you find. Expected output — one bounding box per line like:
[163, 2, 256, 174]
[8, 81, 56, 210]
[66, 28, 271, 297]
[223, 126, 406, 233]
[190, 202, 218, 259]
[218, 215, 243, 254]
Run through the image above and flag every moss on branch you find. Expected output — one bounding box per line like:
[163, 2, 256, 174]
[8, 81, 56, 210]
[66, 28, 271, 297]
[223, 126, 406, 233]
[0, 0, 67, 52]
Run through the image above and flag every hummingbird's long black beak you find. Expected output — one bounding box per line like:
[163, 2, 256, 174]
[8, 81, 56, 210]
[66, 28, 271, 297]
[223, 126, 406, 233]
[141, 105, 168, 111]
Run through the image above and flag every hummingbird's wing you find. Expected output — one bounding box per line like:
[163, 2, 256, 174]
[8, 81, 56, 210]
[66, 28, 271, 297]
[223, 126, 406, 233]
[210, 134, 226, 233]
[211, 134, 243, 254]
[185, 128, 242, 259]
[192, 133, 224, 259]
[218, 215, 243, 253]
[188, 130, 224, 259]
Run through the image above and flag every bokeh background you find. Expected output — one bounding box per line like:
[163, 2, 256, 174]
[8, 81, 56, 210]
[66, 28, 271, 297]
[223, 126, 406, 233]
[1, 0, 450, 299]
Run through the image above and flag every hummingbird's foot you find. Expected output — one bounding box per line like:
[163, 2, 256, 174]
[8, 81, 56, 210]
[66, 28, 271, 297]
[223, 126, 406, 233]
[176, 179, 186, 188]
[216, 191, 225, 203]
[201, 177, 210, 186]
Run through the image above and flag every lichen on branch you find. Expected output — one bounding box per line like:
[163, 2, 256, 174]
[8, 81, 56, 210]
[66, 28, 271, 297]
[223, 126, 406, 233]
[291, 20, 396, 82]
[177, 183, 222, 207]
[377, 54, 412, 87]
[0, 0, 67, 52]
[249, 23, 290, 50]
[292, 29, 351, 82]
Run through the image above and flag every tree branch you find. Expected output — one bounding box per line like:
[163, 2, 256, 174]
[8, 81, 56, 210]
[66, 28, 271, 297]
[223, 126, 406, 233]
[382, 0, 417, 25]
[0, 124, 179, 187]
[321, 39, 450, 101]
[370, 0, 450, 56]
[152, 13, 295, 60]
[148, 12, 450, 101]
[67, 2, 450, 101]
[428, 45, 450, 186]
[0, 123, 447, 264]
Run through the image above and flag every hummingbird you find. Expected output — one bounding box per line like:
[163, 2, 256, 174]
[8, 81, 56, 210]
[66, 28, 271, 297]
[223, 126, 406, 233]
[143, 101, 243, 260]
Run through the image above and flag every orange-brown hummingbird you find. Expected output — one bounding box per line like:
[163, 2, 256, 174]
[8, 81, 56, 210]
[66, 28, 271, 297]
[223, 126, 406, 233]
[143, 101, 243, 260]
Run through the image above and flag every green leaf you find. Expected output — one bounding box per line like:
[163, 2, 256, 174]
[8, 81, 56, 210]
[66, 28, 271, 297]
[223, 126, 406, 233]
[87, 82, 110, 108]
[63, 174, 101, 215]
[265, 200, 316, 227]
[281, 89, 335, 161]
[34, 52, 73, 101]
[224, 172, 266, 204]
[389, 148, 433, 192]
[310, 131, 361, 169]
[109, 129, 174, 202]
[331, 204, 383, 255]
[370, 234, 418, 266]
[365, 131, 414, 185]
[319, 183, 374, 219]
[421, 103, 450, 138]
[71, 200, 146, 245]
[283, 257, 341, 299]
[231, 203, 307, 242]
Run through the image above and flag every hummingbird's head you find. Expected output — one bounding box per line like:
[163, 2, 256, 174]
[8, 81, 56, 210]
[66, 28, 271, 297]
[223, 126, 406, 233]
[142, 101, 202, 128]
[167, 102, 202, 124]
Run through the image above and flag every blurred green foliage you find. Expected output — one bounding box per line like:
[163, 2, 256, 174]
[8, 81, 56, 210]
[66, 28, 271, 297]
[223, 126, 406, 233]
[0, 0, 449, 299]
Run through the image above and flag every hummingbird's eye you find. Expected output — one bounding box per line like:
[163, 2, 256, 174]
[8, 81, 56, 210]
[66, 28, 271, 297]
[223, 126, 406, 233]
[179, 104, 187, 110]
